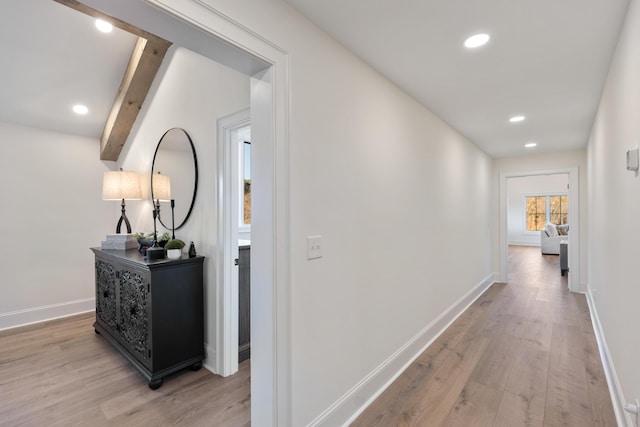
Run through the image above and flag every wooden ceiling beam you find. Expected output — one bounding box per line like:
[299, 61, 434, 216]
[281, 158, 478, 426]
[53, 0, 172, 161]
[99, 37, 170, 160]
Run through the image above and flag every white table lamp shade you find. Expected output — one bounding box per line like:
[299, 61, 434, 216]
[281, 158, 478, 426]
[102, 170, 142, 200]
[152, 173, 171, 201]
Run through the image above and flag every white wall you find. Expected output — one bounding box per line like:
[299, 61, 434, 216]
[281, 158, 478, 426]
[152, 1, 493, 425]
[117, 46, 250, 370]
[0, 121, 114, 329]
[507, 174, 569, 246]
[492, 150, 588, 287]
[587, 0, 640, 422]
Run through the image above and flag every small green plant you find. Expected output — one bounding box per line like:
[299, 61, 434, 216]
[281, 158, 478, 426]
[164, 239, 185, 250]
[134, 231, 170, 242]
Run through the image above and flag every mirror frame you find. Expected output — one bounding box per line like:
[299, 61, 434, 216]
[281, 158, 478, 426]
[151, 128, 199, 231]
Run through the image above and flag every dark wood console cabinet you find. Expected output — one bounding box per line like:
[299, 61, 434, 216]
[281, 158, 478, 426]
[91, 248, 204, 390]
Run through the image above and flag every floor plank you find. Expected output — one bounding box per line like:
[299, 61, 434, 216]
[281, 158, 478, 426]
[0, 312, 251, 426]
[408, 335, 490, 426]
[493, 390, 544, 427]
[352, 245, 616, 426]
[442, 381, 503, 427]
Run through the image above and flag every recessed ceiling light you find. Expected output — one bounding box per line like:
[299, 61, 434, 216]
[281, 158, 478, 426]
[509, 115, 525, 123]
[95, 19, 113, 33]
[464, 33, 490, 48]
[73, 104, 89, 115]
[525, 142, 537, 148]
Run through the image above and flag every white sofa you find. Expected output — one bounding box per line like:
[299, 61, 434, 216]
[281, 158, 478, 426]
[540, 223, 569, 255]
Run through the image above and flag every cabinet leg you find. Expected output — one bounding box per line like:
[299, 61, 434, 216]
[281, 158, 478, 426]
[189, 361, 203, 371]
[94, 329, 100, 335]
[148, 378, 163, 390]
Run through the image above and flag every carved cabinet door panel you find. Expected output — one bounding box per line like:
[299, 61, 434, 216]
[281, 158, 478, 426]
[118, 268, 151, 366]
[95, 260, 117, 330]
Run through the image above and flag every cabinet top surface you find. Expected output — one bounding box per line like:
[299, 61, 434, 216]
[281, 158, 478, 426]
[91, 248, 204, 268]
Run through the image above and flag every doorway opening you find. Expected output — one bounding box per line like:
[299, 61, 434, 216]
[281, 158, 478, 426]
[217, 109, 251, 375]
[505, 173, 569, 283]
[71, 0, 292, 423]
[499, 168, 580, 292]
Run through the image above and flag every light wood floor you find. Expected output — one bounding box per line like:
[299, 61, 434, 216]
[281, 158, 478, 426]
[0, 313, 250, 426]
[353, 245, 616, 426]
[0, 246, 616, 426]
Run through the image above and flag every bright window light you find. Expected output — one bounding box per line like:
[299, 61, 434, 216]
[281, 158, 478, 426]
[464, 33, 490, 48]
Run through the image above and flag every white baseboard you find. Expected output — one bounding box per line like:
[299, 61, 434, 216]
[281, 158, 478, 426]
[0, 298, 95, 331]
[203, 342, 217, 375]
[507, 241, 540, 247]
[586, 286, 633, 427]
[308, 273, 496, 427]
[579, 281, 588, 295]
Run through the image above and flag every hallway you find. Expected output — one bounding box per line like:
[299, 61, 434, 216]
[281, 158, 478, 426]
[353, 245, 616, 426]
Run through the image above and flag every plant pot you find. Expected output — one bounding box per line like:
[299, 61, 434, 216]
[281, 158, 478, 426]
[167, 249, 182, 260]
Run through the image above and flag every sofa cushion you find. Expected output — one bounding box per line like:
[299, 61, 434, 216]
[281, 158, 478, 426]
[557, 224, 569, 236]
[544, 222, 558, 237]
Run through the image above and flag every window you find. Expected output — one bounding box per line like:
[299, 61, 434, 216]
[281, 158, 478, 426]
[236, 124, 251, 229]
[525, 194, 568, 231]
[526, 196, 547, 231]
[549, 195, 568, 225]
[242, 141, 251, 226]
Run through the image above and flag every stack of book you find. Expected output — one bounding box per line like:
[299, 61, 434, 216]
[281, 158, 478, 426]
[101, 234, 137, 250]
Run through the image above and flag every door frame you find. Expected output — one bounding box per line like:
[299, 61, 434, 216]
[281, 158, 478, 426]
[216, 108, 250, 377]
[499, 167, 580, 292]
[81, 0, 292, 424]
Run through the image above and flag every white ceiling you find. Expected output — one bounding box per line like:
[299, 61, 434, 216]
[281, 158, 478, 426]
[0, 1, 631, 158]
[284, 0, 630, 158]
[0, 0, 137, 139]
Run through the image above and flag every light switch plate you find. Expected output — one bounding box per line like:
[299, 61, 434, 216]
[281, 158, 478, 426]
[307, 235, 322, 260]
[627, 148, 639, 171]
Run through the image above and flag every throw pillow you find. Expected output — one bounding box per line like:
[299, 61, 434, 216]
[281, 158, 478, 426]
[545, 223, 558, 237]
[557, 224, 569, 236]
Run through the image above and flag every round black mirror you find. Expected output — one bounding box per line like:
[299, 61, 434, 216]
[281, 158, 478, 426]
[151, 128, 198, 231]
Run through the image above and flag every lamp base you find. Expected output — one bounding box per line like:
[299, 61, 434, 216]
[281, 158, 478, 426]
[101, 234, 137, 250]
[145, 246, 166, 260]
